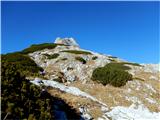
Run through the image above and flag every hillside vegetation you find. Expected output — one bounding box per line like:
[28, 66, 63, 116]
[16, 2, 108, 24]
[92, 63, 133, 87]
[1, 61, 81, 120]
[1, 53, 43, 77]
[43, 53, 59, 59]
[21, 43, 58, 54]
[1, 62, 54, 119]
[75, 56, 86, 64]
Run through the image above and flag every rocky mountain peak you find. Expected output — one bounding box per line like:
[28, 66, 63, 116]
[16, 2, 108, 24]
[55, 37, 79, 47]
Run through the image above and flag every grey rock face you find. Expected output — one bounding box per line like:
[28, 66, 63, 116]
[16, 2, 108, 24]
[55, 37, 79, 46]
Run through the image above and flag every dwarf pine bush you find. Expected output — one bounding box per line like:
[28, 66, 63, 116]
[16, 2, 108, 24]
[92, 63, 132, 87]
[75, 57, 86, 64]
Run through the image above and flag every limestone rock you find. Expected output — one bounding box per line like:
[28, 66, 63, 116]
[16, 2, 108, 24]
[55, 37, 79, 46]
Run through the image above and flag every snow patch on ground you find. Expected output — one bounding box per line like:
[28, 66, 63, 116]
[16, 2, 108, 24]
[125, 96, 141, 104]
[145, 83, 156, 93]
[30, 79, 107, 107]
[79, 106, 92, 120]
[146, 98, 157, 104]
[105, 104, 160, 120]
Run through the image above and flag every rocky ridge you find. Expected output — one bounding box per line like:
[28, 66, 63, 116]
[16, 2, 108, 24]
[29, 37, 160, 120]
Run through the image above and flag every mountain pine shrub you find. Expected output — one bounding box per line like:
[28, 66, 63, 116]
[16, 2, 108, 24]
[92, 63, 132, 87]
[43, 53, 59, 59]
[1, 53, 43, 77]
[1, 59, 81, 120]
[75, 57, 86, 64]
[1, 63, 54, 119]
[92, 56, 98, 60]
[21, 43, 58, 54]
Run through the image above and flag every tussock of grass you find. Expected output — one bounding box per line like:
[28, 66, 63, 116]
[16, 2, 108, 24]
[61, 50, 92, 55]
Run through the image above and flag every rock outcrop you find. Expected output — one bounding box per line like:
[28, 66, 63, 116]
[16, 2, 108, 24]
[28, 37, 160, 120]
[55, 37, 79, 47]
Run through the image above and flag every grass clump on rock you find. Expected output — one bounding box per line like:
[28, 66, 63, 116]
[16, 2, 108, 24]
[75, 57, 86, 64]
[61, 50, 92, 55]
[92, 63, 132, 87]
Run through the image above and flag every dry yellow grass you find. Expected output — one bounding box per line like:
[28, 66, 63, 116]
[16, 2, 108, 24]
[47, 68, 159, 119]
[70, 71, 160, 112]
[48, 88, 104, 118]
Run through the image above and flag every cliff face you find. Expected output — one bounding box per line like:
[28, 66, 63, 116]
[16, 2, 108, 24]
[29, 38, 159, 120]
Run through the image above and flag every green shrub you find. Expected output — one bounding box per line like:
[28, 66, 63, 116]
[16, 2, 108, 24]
[92, 56, 98, 60]
[92, 63, 132, 87]
[21, 43, 58, 54]
[1, 53, 43, 77]
[75, 57, 86, 64]
[1, 64, 54, 119]
[44, 53, 59, 59]
[61, 50, 92, 55]
[1, 62, 81, 120]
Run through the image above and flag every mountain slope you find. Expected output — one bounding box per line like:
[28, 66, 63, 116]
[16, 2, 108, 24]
[2, 37, 160, 120]
[27, 38, 160, 119]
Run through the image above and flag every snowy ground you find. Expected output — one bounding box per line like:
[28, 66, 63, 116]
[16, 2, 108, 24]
[31, 78, 160, 120]
[105, 104, 160, 120]
[30, 78, 107, 107]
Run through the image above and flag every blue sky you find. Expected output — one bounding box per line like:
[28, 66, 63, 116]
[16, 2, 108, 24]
[1, 1, 159, 63]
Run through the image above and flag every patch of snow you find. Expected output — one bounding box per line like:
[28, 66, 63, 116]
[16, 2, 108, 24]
[101, 115, 110, 120]
[98, 117, 110, 120]
[146, 98, 157, 104]
[31, 79, 107, 107]
[125, 96, 141, 104]
[82, 113, 92, 120]
[79, 106, 92, 120]
[145, 83, 156, 93]
[105, 104, 160, 120]
[97, 117, 104, 120]
[101, 106, 109, 113]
